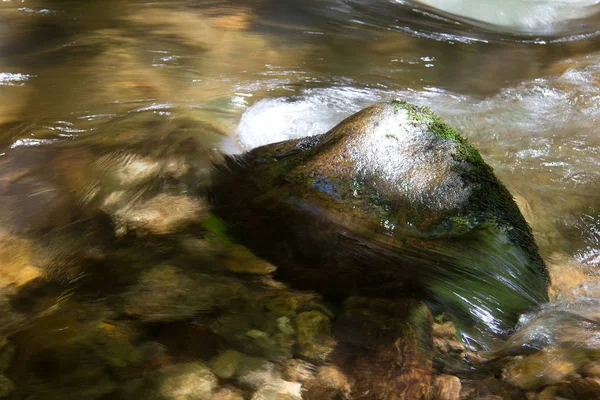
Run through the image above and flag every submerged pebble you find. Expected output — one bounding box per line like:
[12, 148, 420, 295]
[295, 311, 335, 362]
[111, 194, 207, 237]
[431, 375, 462, 400]
[123, 264, 247, 322]
[502, 350, 581, 390]
[154, 362, 218, 400]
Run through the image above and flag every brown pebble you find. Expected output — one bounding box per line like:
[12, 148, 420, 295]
[431, 375, 461, 400]
[502, 350, 578, 390]
[282, 359, 315, 382]
[567, 377, 600, 397]
[581, 361, 600, 378]
[303, 365, 351, 400]
[432, 322, 456, 339]
[433, 337, 464, 354]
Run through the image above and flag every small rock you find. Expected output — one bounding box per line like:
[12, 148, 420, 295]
[546, 252, 595, 301]
[124, 264, 246, 322]
[210, 350, 244, 379]
[112, 194, 206, 236]
[236, 356, 280, 390]
[163, 156, 190, 179]
[433, 321, 457, 339]
[536, 386, 560, 400]
[226, 245, 277, 275]
[295, 311, 335, 362]
[92, 321, 144, 368]
[433, 337, 465, 354]
[581, 361, 600, 378]
[282, 359, 315, 382]
[264, 295, 301, 317]
[96, 152, 161, 188]
[0, 232, 43, 289]
[332, 297, 433, 400]
[251, 379, 302, 400]
[564, 377, 600, 398]
[277, 316, 295, 335]
[155, 362, 217, 400]
[431, 375, 461, 400]
[303, 365, 351, 400]
[502, 350, 579, 390]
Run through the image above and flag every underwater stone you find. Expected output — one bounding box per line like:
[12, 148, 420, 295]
[95, 152, 161, 188]
[235, 356, 280, 390]
[226, 245, 277, 275]
[154, 362, 217, 400]
[210, 349, 244, 379]
[303, 365, 351, 400]
[294, 311, 335, 362]
[251, 379, 302, 400]
[212, 100, 548, 337]
[282, 359, 316, 383]
[331, 297, 433, 400]
[433, 321, 458, 339]
[502, 350, 581, 390]
[0, 233, 42, 289]
[123, 264, 247, 322]
[431, 375, 461, 400]
[111, 194, 207, 237]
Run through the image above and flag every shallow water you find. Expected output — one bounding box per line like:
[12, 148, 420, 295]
[1, 0, 600, 398]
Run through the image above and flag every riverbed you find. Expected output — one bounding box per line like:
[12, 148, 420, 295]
[0, 0, 599, 399]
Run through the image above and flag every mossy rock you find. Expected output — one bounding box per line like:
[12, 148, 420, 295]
[212, 100, 548, 339]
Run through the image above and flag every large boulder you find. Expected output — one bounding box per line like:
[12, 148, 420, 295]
[212, 100, 548, 338]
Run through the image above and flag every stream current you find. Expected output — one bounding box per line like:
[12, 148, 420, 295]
[0, 0, 600, 399]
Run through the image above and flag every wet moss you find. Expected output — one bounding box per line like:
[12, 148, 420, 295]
[213, 101, 548, 340]
[390, 99, 547, 287]
[201, 214, 234, 246]
[390, 99, 485, 165]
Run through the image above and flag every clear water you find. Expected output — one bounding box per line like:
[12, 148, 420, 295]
[1, 0, 600, 397]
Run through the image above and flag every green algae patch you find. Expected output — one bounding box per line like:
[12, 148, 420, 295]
[201, 213, 234, 246]
[390, 99, 485, 165]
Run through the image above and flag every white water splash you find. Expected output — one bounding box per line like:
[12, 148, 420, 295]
[0, 72, 33, 86]
[407, 0, 600, 34]
[234, 87, 381, 151]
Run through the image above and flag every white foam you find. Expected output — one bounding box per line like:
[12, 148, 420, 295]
[410, 0, 600, 34]
[234, 87, 380, 151]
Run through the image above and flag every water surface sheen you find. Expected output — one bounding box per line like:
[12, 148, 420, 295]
[1, 0, 600, 398]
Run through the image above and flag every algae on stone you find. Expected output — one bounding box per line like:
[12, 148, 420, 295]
[213, 100, 548, 340]
[294, 311, 335, 362]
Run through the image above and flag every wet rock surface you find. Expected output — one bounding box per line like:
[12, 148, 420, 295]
[213, 100, 549, 336]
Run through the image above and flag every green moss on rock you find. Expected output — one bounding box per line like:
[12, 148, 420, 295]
[212, 100, 549, 342]
[390, 99, 485, 165]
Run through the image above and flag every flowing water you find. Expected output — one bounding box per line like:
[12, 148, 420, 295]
[1, 0, 600, 398]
